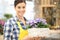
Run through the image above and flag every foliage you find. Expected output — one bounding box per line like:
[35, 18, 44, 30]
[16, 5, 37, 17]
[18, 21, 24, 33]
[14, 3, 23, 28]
[4, 13, 13, 19]
[27, 18, 49, 29]
[0, 20, 5, 35]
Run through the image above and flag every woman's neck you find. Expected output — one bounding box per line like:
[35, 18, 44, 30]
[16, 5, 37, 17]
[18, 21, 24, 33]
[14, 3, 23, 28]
[17, 15, 23, 20]
[17, 15, 26, 26]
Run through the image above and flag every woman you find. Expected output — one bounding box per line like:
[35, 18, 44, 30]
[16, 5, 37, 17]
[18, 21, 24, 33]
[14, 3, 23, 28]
[4, 0, 32, 40]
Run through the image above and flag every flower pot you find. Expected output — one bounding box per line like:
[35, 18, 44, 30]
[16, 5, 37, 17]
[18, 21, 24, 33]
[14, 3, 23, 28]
[28, 28, 50, 37]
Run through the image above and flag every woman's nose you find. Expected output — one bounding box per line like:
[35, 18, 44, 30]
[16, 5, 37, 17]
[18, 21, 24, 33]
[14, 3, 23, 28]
[20, 8, 24, 11]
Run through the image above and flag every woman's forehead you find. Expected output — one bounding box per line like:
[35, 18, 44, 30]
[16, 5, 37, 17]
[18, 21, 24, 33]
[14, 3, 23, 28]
[16, 3, 26, 7]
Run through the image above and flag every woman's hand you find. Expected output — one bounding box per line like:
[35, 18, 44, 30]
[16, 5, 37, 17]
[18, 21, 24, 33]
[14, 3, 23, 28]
[22, 36, 45, 40]
[22, 36, 34, 40]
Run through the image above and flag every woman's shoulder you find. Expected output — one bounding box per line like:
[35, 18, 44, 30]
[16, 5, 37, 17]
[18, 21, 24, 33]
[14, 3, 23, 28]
[5, 17, 17, 25]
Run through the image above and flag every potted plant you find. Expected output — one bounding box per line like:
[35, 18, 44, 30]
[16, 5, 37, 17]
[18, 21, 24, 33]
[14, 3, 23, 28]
[26, 18, 50, 37]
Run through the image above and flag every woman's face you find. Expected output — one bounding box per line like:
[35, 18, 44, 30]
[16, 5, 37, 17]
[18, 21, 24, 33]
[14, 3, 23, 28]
[15, 2, 26, 17]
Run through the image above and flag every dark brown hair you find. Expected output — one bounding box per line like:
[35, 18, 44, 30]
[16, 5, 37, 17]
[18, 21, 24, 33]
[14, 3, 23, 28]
[14, 0, 26, 7]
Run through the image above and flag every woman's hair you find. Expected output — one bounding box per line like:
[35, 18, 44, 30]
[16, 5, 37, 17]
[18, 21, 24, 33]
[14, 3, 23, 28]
[14, 0, 26, 7]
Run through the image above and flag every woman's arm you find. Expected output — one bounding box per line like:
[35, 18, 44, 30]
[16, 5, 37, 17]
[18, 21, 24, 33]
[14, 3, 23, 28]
[3, 21, 13, 40]
[23, 36, 42, 40]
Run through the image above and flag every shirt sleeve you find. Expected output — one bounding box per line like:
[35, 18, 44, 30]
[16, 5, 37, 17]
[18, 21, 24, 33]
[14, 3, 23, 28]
[3, 21, 13, 40]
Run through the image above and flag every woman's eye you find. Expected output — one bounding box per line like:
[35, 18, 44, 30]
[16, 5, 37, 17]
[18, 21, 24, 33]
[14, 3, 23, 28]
[23, 7, 25, 8]
[18, 7, 21, 9]
[18, 6, 25, 9]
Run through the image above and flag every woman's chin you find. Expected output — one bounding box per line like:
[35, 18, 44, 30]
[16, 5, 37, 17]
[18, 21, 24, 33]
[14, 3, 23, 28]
[19, 15, 24, 17]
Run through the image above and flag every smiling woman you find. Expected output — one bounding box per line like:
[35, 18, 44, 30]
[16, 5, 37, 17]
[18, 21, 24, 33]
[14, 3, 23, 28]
[3, 0, 34, 40]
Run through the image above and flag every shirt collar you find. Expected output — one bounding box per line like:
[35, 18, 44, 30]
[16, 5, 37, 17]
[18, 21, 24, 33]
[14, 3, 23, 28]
[14, 16, 27, 22]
